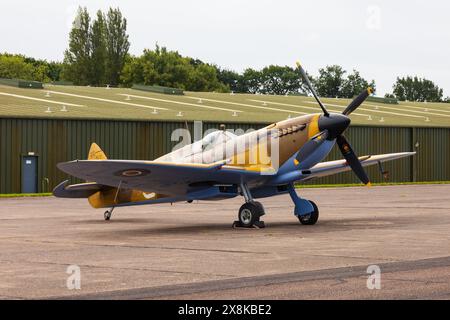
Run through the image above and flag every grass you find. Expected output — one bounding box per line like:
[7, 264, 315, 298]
[1, 84, 450, 127]
[0, 181, 448, 198]
[0, 193, 52, 198]
[296, 181, 450, 188]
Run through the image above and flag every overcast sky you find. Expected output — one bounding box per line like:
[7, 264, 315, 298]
[1, 0, 449, 96]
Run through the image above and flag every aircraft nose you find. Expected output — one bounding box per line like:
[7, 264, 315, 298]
[318, 113, 351, 139]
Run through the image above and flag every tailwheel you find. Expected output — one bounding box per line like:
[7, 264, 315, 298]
[237, 202, 264, 228]
[104, 208, 114, 221]
[298, 200, 319, 225]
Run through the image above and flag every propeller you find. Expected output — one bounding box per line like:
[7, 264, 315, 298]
[296, 61, 329, 117]
[342, 87, 374, 116]
[296, 60, 374, 186]
[336, 135, 370, 185]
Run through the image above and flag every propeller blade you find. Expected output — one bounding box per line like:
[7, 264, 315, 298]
[296, 61, 329, 117]
[295, 130, 329, 164]
[342, 87, 374, 116]
[336, 135, 371, 185]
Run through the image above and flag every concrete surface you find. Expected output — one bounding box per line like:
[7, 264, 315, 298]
[0, 184, 449, 299]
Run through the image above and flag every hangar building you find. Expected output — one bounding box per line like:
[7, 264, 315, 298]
[0, 84, 449, 193]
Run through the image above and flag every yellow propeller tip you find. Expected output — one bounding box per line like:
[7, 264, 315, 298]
[296, 60, 302, 68]
[367, 87, 374, 95]
[294, 159, 299, 166]
[366, 182, 372, 187]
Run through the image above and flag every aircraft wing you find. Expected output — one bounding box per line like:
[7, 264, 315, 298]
[301, 152, 415, 181]
[57, 159, 258, 196]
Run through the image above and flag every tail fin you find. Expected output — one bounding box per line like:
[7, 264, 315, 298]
[88, 143, 107, 160]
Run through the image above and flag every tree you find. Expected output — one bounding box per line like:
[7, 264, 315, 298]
[240, 68, 262, 94]
[384, 93, 396, 99]
[120, 54, 143, 87]
[120, 45, 229, 92]
[314, 65, 346, 98]
[63, 7, 91, 85]
[139, 45, 191, 89]
[104, 8, 130, 86]
[0, 53, 60, 82]
[90, 11, 107, 86]
[341, 70, 375, 98]
[188, 63, 228, 92]
[215, 67, 241, 93]
[0, 54, 33, 80]
[259, 65, 301, 95]
[393, 76, 443, 102]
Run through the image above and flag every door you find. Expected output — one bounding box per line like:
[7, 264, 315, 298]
[22, 156, 38, 193]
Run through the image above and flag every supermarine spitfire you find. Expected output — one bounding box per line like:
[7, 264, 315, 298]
[54, 62, 415, 228]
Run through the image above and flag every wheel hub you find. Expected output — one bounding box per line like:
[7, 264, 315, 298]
[241, 209, 252, 224]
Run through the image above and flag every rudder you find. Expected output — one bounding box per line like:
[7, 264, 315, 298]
[88, 143, 107, 160]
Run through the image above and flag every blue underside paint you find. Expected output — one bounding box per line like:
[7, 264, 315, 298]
[113, 186, 238, 208]
[287, 183, 314, 216]
[269, 139, 335, 186]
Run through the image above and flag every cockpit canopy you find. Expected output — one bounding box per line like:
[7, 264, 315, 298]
[200, 130, 237, 152]
[156, 130, 238, 163]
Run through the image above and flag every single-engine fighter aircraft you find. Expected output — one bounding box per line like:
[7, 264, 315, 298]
[54, 62, 415, 228]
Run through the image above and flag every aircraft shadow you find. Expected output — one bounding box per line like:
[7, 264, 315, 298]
[83, 214, 418, 239]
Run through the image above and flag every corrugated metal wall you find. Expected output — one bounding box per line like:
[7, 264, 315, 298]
[1, 118, 449, 193]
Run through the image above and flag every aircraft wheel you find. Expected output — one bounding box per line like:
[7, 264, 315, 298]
[298, 200, 319, 225]
[238, 202, 263, 227]
[104, 210, 112, 221]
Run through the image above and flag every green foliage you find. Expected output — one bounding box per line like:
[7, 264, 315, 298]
[259, 65, 302, 95]
[63, 6, 92, 85]
[0, 53, 62, 82]
[0, 54, 34, 80]
[90, 10, 107, 86]
[315, 65, 346, 98]
[215, 67, 241, 92]
[312, 65, 376, 98]
[120, 54, 143, 87]
[393, 76, 444, 102]
[384, 93, 396, 99]
[46, 61, 64, 82]
[240, 68, 262, 94]
[341, 70, 375, 98]
[215, 65, 310, 95]
[104, 8, 130, 86]
[62, 7, 129, 87]
[121, 45, 228, 92]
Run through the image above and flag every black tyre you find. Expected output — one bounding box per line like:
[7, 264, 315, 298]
[298, 200, 319, 225]
[238, 202, 263, 227]
[253, 201, 265, 217]
[104, 211, 111, 221]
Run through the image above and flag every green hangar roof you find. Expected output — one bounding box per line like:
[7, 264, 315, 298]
[1, 84, 450, 127]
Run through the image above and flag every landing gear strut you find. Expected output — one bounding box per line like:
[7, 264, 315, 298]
[288, 183, 319, 225]
[234, 183, 265, 228]
[104, 207, 114, 221]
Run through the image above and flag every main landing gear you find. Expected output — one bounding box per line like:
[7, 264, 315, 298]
[104, 207, 115, 221]
[233, 183, 319, 228]
[234, 183, 266, 228]
[288, 183, 319, 225]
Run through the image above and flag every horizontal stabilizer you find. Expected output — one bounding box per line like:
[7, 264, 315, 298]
[53, 180, 107, 198]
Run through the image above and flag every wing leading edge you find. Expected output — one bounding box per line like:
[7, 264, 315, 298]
[301, 152, 416, 181]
